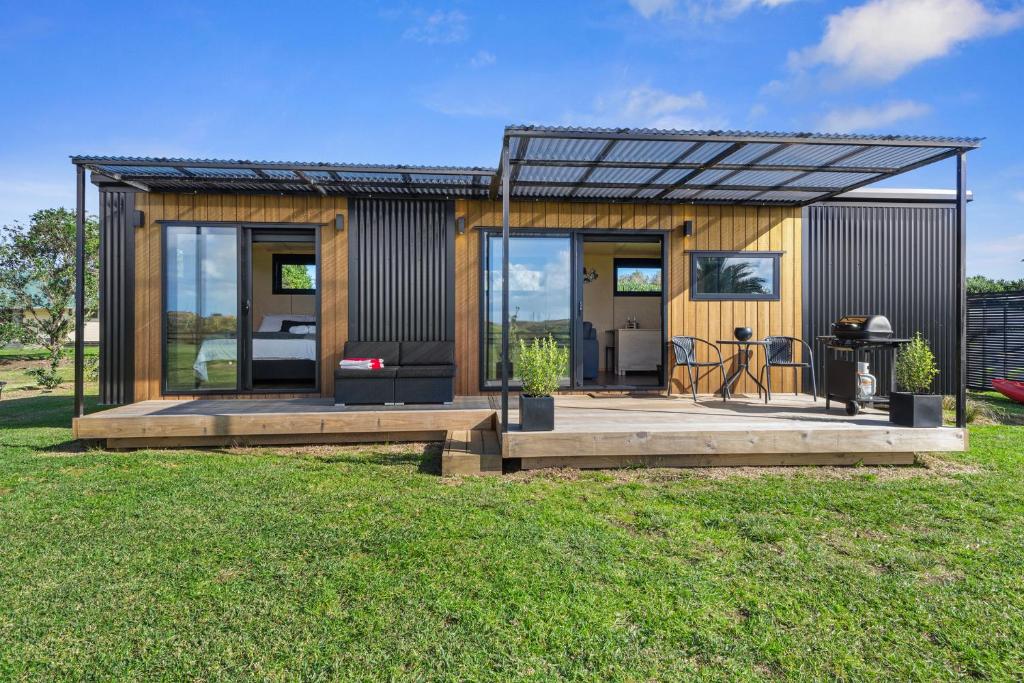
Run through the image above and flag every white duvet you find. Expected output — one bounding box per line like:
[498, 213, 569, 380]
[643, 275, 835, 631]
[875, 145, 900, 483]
[193, 337, 317, 381]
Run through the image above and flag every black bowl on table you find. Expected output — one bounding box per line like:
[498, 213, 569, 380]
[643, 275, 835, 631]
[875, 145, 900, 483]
[734, 327, 753, 342]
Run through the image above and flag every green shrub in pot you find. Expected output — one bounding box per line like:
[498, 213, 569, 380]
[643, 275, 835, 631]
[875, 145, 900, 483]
[890, 332, 942, 428]
[516, 335, 568, 431]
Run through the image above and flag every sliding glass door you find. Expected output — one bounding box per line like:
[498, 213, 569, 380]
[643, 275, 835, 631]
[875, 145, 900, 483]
[164, 225, 240, 392]
[482, 233, 572, 389]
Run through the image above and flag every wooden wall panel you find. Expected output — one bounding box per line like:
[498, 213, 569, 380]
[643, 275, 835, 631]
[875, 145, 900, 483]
[132, 194, 799, 402]
[133, 193, 347, 401]
[456, 200, 803, 397]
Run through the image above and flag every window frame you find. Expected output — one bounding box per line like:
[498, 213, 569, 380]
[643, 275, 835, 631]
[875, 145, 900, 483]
[613, 257, 663, 297]
[689, 250, 783, 301]
[272, 253, 317, 295]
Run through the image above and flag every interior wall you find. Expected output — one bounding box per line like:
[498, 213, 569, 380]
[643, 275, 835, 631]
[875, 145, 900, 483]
[582, 243, 663, 371]
[251, 242, 315, 329]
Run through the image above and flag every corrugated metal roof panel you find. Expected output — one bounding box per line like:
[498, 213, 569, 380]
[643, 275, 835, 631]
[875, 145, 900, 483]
[603, 139, 695, 162]
[516, 165, 587, 183]
[587, 166, 661, 184]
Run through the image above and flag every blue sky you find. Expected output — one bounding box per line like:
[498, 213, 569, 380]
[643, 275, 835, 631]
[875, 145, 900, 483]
[2, 0, 1023, 276]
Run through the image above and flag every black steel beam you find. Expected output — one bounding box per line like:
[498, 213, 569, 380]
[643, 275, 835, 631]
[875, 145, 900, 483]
[512, 179, 841, 193]
[651, 142, 746, 200]
[955, 152, 967, 428]
[798, 147, 963, 206]
[623, 142, 705, 200]
[296, 170, 327, 196]
[502, 127, 982, 149]
[72, 157, 495, 176]
[500, 142, 511, 436]
[745, 145, 871, 202]
[567, 139, 618, 198]
[74, 165, 86, 419]
[508, 158, 900, 174]
[687, 143, 791, 200]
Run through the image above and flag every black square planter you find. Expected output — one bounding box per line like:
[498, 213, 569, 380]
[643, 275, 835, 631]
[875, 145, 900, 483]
[519, 395, 554, 431]
[889, 392, 942, 428]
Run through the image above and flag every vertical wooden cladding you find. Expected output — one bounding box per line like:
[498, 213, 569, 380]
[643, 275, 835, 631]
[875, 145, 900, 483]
[454, 201, 802, 396]
[132, 194, 799, 401]
[132, 194, 348, 400]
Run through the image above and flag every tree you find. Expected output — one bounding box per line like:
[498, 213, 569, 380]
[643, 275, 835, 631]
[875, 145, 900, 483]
[0, 209, 99, 388]
[967, 274, 1024, 295]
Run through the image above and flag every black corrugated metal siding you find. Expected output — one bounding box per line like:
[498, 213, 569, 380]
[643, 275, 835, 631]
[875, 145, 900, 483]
[804, 204, 957, 395]
[98, 189, 135, 405]
[967, 291, 1024, 389]
[349, 199, 455, 341]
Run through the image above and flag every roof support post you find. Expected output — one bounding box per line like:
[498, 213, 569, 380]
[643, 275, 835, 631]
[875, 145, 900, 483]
[74, 164, 86, 419]
[500, 139, 511, 435]
[955, 151, 968, 428]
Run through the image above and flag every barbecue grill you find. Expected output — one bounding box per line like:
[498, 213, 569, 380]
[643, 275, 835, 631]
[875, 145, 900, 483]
[818, 315, 912, 416]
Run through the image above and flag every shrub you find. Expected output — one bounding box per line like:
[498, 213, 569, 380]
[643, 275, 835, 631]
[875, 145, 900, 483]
[517, 336, 568, 397]
[894, 333, 939, 394]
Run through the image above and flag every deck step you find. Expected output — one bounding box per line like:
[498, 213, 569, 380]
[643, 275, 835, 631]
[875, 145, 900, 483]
[441, 429, 502, 476]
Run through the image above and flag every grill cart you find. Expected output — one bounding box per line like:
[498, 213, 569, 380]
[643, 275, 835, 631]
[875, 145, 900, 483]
[818, 315, 912, 416]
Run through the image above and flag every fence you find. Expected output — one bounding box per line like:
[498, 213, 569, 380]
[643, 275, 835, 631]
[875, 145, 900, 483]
[966, 290, 1024, 389]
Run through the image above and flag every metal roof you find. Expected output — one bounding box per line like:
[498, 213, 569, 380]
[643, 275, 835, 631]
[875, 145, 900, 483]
[72, 125, 982, 206]
[72, 156, 495, 198]
[495, 125, 982, 206]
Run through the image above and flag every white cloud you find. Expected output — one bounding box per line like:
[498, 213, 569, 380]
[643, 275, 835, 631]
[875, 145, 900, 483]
[628, 0, 676, 18]
[470, 49, 495, 68]
[0, 178, 75, 229]
[970, 233, 1024, 279]
[817, 100, 931, 133]
[629, 0, 800, 20]
[403, 10, 468, 44]
[790, 0, 1024, 83]
[568, 85, 725, 130]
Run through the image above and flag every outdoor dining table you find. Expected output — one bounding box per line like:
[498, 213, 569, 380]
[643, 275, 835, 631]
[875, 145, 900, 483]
[717, 339, 770, 402]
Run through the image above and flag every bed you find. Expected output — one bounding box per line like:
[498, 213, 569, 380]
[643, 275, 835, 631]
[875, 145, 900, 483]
[193, 314, 317, 383]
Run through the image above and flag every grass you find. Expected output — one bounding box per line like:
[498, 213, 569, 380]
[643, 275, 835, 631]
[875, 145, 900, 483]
[1, 364, 1024, 679]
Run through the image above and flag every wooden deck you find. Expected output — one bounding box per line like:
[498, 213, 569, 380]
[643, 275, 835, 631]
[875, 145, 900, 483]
[504, 395, 966, 469]
[73, 397, 495, 449]
[73, 394, 966, 471]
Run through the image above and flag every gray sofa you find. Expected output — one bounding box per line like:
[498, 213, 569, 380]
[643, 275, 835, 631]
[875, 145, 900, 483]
[334, 340, 455, 405]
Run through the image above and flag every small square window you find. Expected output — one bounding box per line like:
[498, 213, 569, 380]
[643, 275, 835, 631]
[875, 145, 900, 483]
[614, 258, 662, 297]
[272, 254, 316, 295]
[690, 251, 781, 301]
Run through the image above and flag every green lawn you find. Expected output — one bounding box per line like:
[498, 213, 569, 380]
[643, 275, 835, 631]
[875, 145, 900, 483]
[1, 375, 1024, 679]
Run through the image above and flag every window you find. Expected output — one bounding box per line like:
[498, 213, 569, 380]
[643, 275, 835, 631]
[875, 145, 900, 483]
[691, 251, 781, 301]
[614, 258, 662, 296]
[272, 254, 316, 294]
[482, 232, 572, 389]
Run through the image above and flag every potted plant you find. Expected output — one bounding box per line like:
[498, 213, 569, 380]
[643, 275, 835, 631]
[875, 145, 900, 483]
[890, 332, 942, 428]
[517, 335, 568, 431]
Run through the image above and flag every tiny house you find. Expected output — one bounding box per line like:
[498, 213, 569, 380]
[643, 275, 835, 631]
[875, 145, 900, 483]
[70, 125, 977, 465]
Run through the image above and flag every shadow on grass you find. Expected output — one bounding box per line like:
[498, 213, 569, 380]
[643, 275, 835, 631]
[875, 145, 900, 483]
[309, 443, 443, 475]
[0, 393, 103, 429]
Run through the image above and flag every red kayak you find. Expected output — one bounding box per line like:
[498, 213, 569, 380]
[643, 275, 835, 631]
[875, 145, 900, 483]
[992, 378, 1024, 405]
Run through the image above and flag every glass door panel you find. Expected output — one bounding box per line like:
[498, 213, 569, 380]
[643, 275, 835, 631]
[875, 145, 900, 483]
[483, 234, 572, 388]
[164, 225, 240, 392]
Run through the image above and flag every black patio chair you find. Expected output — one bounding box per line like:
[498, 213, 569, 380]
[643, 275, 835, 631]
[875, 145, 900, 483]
[758, 336, 817, 403]
[670, 336, 731, 402]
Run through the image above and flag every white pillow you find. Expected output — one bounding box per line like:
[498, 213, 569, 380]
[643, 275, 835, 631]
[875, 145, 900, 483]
[289, 325, 315, 335]
[257, 314, 315, 332]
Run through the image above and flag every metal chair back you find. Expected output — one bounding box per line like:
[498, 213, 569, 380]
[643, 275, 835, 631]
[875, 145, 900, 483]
[671, 336, 696, 365]
[765, 336, 794, 364]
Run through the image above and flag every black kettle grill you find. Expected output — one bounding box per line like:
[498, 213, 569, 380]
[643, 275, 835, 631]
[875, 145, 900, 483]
[831, 315, 894, 342]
